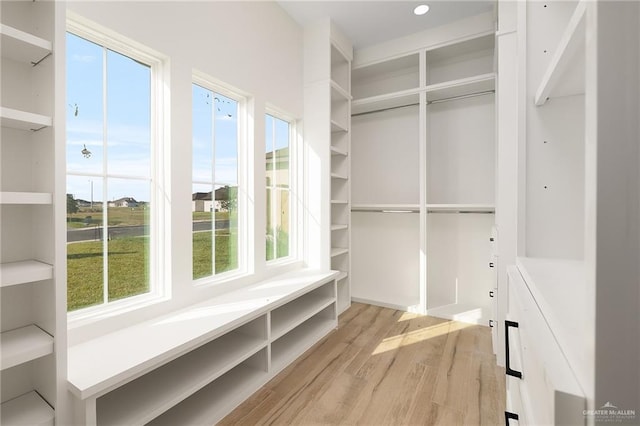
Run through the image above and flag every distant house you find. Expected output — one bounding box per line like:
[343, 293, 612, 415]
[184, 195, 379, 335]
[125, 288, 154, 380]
[108, 197, 139, 208]
[192, 187, 233, 212]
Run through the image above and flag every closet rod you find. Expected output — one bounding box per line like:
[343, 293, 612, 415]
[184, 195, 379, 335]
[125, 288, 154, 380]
[351, 102, 420, 117]
[427, 89, 495, 105]
[351, 209, 419, 213]
[427, 210, 495, 214]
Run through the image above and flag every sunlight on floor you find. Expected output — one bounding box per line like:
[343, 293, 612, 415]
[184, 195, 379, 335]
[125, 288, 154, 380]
[371, 318, 472, 355]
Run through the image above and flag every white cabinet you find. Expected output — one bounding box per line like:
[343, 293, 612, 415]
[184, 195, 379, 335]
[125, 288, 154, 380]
[350, 21, 497, 323]
[0, 0, 66, 424]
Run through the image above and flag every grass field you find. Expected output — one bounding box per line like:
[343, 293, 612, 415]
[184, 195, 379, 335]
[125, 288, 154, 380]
[68, 230, 237, 311]
[67, 207, 227, 228]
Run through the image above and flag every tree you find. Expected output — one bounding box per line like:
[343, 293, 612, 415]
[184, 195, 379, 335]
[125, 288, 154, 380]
[219, 186, 238, 212]
[67, 193, 79, 214]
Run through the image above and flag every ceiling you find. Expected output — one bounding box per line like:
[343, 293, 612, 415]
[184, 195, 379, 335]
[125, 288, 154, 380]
[278, 1, 495, 50]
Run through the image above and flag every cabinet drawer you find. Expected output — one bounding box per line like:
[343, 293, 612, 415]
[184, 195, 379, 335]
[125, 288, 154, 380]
[506, 267, 585, 425]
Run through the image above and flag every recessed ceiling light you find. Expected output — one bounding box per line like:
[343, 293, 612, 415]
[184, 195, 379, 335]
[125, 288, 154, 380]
[414, 4, 430, 15]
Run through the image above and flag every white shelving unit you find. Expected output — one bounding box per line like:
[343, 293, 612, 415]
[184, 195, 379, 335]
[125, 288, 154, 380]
[1, 0, 65, 424]
[68, 270, 338, 425]
[350, 24, 496, 321]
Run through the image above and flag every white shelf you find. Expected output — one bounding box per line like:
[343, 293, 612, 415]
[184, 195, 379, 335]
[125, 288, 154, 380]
[352, 203, 420, 212]
[352, 89, 419, 115]
[330, 199, 348, 205]
[271, 294, 335, 340]
[0, 260, 53, 287]
[0, 24, 52, 64]
[0, 107, 52, 131]
[335, 271, 348, 282]
[147, 362, 268, 426]
[0, 391, 54, 426]
[96, 332, 267, 426]
[271, 313, 335, 373]
[427, 303, 486, 325]
[330, 247, 349, 257]
[330, 146, 348, 156]
[330, 80, 351, 101]
[330, 119, 348, 133]
[1, 325, 54, 371]
[0, 191, 53, 205]
[330, 172, 348, 180]
[534, 1, 587, 106]
[426, 203, 495, 213]
[426, 73, 495, 103]
[331, 224, 348, 231]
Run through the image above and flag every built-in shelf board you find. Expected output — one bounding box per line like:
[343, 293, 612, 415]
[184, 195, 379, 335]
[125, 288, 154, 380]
[426, 73, 495, 103]
[271, 312, 335, 373]
[330, 247, 349, 257]
[147, 362, 268, 426]
[0, 24, 52, 64]
[427, 303, 486, 325]
[0, 391, 54, 426]
[0, 107, 52, 131]
[330, 199, 348, 205]
[331, 224, 348, 231]
[352, 203, 420, 213]
[534, 1, 587, 106]
[330, 119, 348, 133]
[352, 53, 420, 100]
[426, 203, 495, 213]
[271, 293, 335, 340]
[0, 191, 53, 205]
[330, 172, 348, 180]
[1, 325, 54, 371]
[0, 260, 53, 287]
[96, 332, 267, 426]
[352, 89, 420, 116]
[335, 271, 348, 282]
[330, 81, 351, 101]
[330, 146, 348, 156]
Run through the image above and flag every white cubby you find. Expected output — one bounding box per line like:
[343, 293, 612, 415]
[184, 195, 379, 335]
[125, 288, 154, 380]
[1, 325, 54, 371]
[0, 391, 54, 426]
[96, 317, 268, 426]
[147, 349, 269, 426]
[331, 43, 350, 93]
[0, 23, 52, 65]
[425, 33, 494, 85]
[271, 304, 336, 373]
[271, 282, 335, 340]
[352, 53, 420, 99]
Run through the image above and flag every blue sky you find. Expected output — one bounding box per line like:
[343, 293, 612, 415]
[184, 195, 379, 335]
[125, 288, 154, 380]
[67, 32, 288, 204]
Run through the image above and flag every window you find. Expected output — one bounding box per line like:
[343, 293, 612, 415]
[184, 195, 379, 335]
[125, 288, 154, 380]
[265, 113, 292, 261]
[192, 80, 243, 280]
[66, 25, 164, 312]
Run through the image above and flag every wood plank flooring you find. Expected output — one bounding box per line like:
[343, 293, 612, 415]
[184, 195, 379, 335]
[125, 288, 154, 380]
[220, 303, 505, 425]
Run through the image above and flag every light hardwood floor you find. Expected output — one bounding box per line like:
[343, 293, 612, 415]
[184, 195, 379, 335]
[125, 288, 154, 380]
[220, 303, 505, 425]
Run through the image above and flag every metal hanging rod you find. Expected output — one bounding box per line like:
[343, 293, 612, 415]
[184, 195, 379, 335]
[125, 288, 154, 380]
[427, 210, 495, 214]
[427, 89, 495, 105]
[351, 208, 419, 213]
[352, 102, 419, 118]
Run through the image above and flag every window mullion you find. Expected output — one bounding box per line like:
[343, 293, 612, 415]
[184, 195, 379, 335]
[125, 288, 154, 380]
[211, 96, 217, 275]
[102, 46, 109, 306]
[271, 119, 278, 258]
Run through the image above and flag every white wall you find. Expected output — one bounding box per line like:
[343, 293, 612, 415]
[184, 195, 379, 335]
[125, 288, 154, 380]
[66, 1, 304, 344]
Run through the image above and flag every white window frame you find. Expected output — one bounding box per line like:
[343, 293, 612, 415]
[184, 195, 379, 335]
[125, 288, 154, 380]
[192, 71, 250, 285]
[265, 106, 300, 266]
[66, 13, 170, 324]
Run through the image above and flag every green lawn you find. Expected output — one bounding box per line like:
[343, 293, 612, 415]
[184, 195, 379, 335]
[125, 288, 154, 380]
[67, 207, 228, 229]
[68, 230, 237, 311]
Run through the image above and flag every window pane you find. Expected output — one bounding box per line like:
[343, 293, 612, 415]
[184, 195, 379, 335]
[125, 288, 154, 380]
[107, 49, 151, 178]
[214, 94, 238, 186]
[106, 178, 150, 302]
[66, 33, 104, 174]
[193, 183, 213, 279]
[266, 188, 275, 261]
[274, 118, 290, 188]
[215, 184, 238, 274]
[67, 176, 104, 311]
[266, 114, 291, 261]
[193, 84, 213, 182]
[275, 188, 290, 258]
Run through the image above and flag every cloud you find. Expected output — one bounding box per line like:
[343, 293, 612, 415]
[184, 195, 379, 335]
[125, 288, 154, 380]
[71, 54, 96, 63]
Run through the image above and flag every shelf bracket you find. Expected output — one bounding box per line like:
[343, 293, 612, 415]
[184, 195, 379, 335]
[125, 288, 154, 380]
[31, 52, 52, 68]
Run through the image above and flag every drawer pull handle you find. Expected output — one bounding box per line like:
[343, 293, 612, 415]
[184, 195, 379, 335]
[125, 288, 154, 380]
[489, 319, 494, 328]
[489, 290, 495, 298]
[489, 262, 495, 268]
[505, 411, 519, 425]
[505, 320, 523, 379]
[490, 237, 495, 242]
